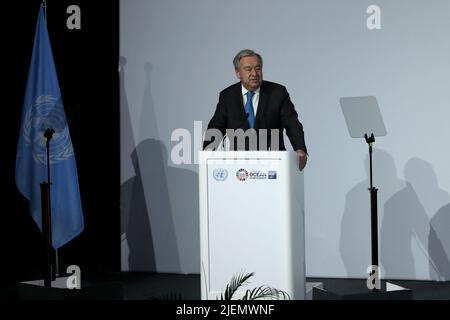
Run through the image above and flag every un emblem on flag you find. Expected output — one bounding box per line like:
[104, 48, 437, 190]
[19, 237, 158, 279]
[23, 95, 74, 165]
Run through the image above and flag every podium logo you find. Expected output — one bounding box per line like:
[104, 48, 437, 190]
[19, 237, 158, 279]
[268, 171, 277, 179]
[236, 169, 249, 181]
[249, 170, 267, 179]
[213, 168, 228, 181]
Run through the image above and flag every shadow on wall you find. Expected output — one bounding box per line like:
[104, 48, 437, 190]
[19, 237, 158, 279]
[127, 139, 183, 272]
[381, 157, 450, 280]
[122, 139, 200, 273]
[119, 55, 157, 271]
[429, 203, 450, 281]
[381, 178, 428, 279]
[340, 149, 405, 278]
[120, 59, 200, 274]
[121, 147, 156, 271]
[341, 151, 450, 280]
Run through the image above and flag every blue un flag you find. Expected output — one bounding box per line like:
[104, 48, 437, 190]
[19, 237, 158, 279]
[15, 5, 84, 249]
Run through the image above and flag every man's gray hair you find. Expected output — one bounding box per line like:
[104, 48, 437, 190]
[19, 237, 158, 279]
[233, 49, 263, 70]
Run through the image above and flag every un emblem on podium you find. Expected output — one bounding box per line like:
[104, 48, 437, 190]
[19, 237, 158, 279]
[213, 168, 228, 181]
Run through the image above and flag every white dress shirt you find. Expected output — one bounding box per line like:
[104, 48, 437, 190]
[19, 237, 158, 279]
[241, 85, 260, 116]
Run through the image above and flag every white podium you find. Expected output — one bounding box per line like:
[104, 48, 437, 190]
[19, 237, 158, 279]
[199, 151, 305, 300]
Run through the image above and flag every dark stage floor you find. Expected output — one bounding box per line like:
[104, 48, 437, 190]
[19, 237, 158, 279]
[1, 272, 450, 300]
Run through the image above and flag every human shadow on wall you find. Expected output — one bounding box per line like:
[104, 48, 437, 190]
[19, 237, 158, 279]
[119, 56, 156, 271]
[340, 149, 405, 278]
[429, 203, 450, 281]
[123, 61, 199, 273]
[381, 158, 450, 280]
[121, 148, 157, 271]
[144, 61, 199, 273]
[132, 138, 200, 273]
[131, 139, 182, 273]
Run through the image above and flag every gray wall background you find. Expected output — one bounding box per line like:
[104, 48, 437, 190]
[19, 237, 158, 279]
[120, 0, 450, 280]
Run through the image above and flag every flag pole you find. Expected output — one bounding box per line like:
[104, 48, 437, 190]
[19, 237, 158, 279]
[40, 1, 52, 287]
[41, 0, 61, 279]
[41, 128, 55, 287]
[43, 0, 47, 22]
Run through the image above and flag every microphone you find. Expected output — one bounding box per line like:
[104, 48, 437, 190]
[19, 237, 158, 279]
[220, 133, 227, 150]
[43, 128, 55, 145]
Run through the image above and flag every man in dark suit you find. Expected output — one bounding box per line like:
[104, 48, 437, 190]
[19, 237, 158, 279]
[203, 49, 308, 170]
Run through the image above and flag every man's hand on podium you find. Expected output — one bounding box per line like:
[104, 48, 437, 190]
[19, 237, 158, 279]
[296, 149, 308, 171]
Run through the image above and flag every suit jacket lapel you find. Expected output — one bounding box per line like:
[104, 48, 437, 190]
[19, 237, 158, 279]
[255, 82, 268, 129]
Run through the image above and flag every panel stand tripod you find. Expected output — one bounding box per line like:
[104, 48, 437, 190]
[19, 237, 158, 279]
[365, 133, 379, 292]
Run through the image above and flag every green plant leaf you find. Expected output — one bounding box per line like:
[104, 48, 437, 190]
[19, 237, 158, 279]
[218, 271, 290, 300]
[242, 286, 290, 300]
[219, 272, 254, 300]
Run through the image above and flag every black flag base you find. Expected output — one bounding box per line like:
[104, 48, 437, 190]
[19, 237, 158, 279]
[41, 126, 56, 287]
[21, 276, 69, 289]
[40, 182, 54, 287]
[16, 277, 124, 300]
